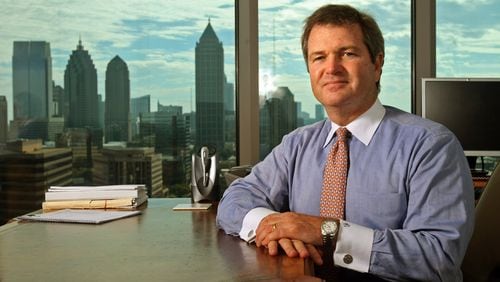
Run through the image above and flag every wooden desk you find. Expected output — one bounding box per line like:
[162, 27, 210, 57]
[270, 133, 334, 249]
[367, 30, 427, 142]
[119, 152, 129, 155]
[0, 198, 316, 281]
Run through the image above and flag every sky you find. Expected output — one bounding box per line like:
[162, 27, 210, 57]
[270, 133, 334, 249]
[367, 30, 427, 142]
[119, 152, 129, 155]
[1, 0, 499, 121]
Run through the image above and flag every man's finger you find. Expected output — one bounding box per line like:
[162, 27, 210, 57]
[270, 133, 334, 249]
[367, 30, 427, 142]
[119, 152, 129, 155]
[291, 240, 309, 258]
[278, 238, 299, 258]
[267, 240, 279, 256]
[306, 243, 323, 265]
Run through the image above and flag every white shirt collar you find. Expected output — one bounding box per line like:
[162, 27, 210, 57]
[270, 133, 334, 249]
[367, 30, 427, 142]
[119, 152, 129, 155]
[323, 99, 386, 147]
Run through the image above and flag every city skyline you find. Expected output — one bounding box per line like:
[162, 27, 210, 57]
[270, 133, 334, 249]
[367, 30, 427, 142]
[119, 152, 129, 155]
[1, 1, 236, 122]
[1, 1, 500, 123]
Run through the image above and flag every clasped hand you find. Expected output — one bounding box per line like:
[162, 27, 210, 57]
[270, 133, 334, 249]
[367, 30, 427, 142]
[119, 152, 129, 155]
[255, 212, 326, 265]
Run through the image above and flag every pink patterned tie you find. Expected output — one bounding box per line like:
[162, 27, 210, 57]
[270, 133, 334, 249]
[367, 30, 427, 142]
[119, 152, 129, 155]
[320, 127, 349, 219]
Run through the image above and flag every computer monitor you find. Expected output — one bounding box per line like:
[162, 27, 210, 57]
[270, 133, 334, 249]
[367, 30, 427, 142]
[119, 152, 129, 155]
[422, 78, 500, 157]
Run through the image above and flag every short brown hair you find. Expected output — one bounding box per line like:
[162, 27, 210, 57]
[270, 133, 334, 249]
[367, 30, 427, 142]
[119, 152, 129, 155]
[301, 4, 385, 89]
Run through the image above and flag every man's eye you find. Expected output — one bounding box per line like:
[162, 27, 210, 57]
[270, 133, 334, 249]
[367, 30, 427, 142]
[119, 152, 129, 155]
[343, 51, 356, 57]
[312, 56, 324, 62]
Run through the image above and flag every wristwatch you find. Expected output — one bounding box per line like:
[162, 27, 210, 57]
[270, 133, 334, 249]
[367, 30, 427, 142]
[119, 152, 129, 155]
[321, 219, 339, 250]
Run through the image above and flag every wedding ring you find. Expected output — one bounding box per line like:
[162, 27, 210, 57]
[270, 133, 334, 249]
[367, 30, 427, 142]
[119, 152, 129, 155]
[272, 223, 277, 232]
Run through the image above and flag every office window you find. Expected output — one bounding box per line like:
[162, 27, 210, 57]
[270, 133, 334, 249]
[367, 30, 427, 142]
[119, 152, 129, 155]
[258, 1, 411, 159]
[436, 1, 500, 77]
[0, 1, 235, 222]
[436, 0, 500, 171]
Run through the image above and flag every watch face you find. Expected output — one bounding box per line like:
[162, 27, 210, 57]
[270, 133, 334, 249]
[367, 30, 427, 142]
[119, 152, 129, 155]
[321, 220, 338, 235]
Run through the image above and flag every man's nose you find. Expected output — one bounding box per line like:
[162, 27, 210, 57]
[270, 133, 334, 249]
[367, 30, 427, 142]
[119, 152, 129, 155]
[325, 55, 344, 74]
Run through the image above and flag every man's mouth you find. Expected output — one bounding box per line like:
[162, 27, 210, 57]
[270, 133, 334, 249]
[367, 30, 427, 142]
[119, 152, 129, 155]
[323, 80, 348, 90]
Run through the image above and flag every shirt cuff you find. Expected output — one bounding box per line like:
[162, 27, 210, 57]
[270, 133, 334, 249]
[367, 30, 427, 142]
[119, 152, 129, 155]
[239, 207, 277, 242]
[334, 220, 373, 273]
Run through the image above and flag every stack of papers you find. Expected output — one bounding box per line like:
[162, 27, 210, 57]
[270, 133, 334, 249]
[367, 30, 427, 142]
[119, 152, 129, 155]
[42, 184, 148, 210]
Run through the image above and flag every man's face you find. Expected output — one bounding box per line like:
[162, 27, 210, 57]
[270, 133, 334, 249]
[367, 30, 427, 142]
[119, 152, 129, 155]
[307, 23, 383, 123]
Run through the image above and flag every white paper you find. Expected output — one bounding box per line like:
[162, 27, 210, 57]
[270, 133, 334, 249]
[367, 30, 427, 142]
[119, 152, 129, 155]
[48, 184, 146, 192]
[172, 203, 212, 211]
[17, 209, 141, 224]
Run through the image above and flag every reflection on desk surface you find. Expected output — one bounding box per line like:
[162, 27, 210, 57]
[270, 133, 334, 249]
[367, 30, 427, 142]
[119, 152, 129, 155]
[0, 198, 315, 282]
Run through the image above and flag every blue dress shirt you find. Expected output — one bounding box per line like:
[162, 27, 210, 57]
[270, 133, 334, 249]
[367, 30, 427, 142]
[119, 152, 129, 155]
[216, 100, 475, 281]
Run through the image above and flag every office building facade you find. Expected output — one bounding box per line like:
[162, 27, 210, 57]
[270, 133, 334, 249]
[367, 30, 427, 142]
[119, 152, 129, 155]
[0, 139, 72, 225]
[130, 95, 151, 138]
[105, 55, 130, 143]
[92, 147, 163, 197]
[139, 105, 186, 157]
[55, 127, 100, 185]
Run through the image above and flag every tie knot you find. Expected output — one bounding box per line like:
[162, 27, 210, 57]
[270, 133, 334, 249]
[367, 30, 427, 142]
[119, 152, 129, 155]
[336, 127, 349, 141]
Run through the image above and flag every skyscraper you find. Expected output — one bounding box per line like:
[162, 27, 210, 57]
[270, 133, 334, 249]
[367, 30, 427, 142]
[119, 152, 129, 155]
[195, 21, 225, 155]
[105, 55, 130, 142]
[224, 74, 235, 114]
[49, 82, 65, 141]
[12, 41, 53, 140]
[64, 39, 98, 129]
[0, 96, 7, 143]
[259, 86, 297, 157]
[98, 94, 104, 130]
[130, 95, 151, 138]
[156, 103, 186, 157]
[223, 75, 236, 143]
[315, 104, 325, 121]
[52, 82, 64, 117]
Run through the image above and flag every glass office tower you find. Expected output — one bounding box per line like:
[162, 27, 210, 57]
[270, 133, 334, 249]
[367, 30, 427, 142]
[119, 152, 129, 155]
[12, 41, 53, 140]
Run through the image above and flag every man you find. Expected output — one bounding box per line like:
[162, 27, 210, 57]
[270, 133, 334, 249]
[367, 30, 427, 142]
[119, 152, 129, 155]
[216, 4, 474, 281]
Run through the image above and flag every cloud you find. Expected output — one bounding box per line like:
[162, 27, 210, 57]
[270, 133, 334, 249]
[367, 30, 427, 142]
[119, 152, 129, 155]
[439, 0, 493, 6]
[437, 19, 500, 76]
